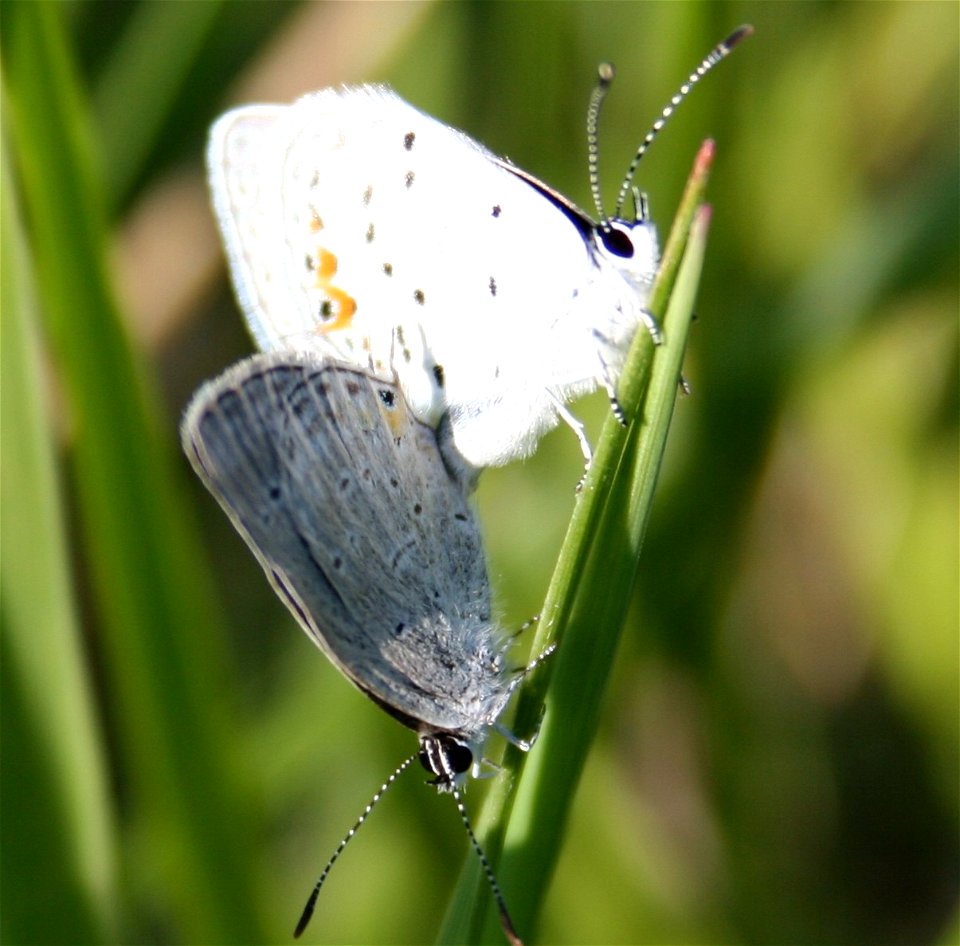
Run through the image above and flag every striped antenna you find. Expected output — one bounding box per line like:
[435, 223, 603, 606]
[293, 747, 526, 944]
[451, 784, 523, 946]
[611, 24, 754, 219]
[294, 752, 419, 938]
[587, 62, 616, 223]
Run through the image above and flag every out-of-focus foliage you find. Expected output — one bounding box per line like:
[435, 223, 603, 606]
[2, 2, 956, 944]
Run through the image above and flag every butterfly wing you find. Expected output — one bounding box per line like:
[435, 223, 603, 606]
[181, 353, 508, 734]
[209, 87, 591, 354]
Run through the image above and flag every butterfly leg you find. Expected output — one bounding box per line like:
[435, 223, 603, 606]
[493, 698, 549, 754]
[603, 361, 688, 418]
[601, 375, 629, 429]
[593, 306, 664, 431]
[595, 343, 629, 440]
[548, 392, 593, 467]
[510, 640, 557, 683]
[494, 640, 558, 750]
[507, 613, 540, 642]
[638, 306, 662, 344]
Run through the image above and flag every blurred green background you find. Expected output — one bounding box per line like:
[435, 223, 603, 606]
[2, 2, 957, 944]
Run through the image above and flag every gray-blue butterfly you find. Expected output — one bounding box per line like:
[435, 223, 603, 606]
[181, 352, 537, 943]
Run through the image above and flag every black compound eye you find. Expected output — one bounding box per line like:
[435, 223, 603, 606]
[445, 740, 473, 775]
[599, 226, 634, 258]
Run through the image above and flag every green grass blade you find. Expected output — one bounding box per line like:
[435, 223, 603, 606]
[3, 5, 267, 939]
[0, 97, 119, 946]
[93, 0, 225, 211]
[439, 143, 715, 944]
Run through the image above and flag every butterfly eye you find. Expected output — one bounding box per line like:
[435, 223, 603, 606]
[599, 225, 634, 258]
[444, 740, 474, 775]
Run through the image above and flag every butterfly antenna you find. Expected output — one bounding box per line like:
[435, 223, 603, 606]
[587, 62, 616, 224]
[294, 752, 419, 938]
[613, 24, 754, 218]
[451, 784, 523, 946]
[508, 612, 541, 641]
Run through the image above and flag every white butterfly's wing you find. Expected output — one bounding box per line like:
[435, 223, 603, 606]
[210, 88, 589, 353]
[181, 354, 509, 734]
[208, 106, 305, 354]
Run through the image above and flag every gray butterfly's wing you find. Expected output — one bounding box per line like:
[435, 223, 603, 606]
[181, 353, 511, 736]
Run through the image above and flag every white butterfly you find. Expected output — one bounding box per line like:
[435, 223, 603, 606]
[207, 28, 749, 478]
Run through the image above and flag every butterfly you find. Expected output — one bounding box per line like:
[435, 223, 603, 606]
[206, 27, 751, 480]
[182, 352, 546, 942]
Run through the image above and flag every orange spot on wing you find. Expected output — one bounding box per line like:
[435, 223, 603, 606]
[308, 243, 357, 331]
[382, 402, 407, 438]
[317, 287, 357, 332]
[314, 248, 338, 282]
